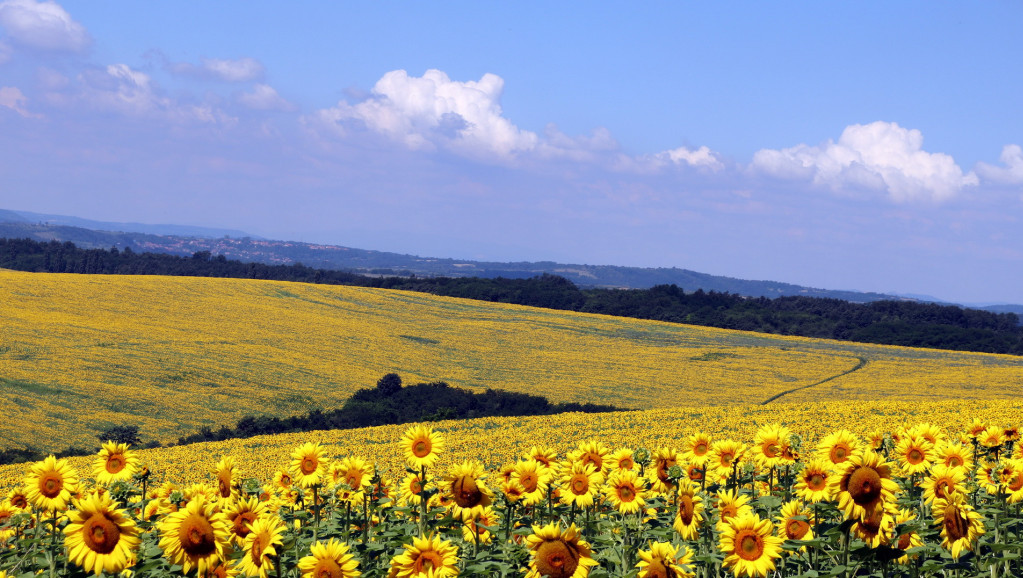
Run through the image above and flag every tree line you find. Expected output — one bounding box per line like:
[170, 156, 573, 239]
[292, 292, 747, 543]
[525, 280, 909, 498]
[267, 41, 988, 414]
[2, 237, 1021, 354]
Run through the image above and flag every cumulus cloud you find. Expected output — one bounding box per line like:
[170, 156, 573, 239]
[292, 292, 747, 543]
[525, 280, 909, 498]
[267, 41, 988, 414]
[0, 0, 89, 52]
[752, 121, 978, 202]
[238, 83, 291, 111]
[314, 69, 539, 160]
[654, 145, 724, 170]
[975, 144, 1023, 185]
[0, 85, 39, 117]
[164, 55, 265, 82]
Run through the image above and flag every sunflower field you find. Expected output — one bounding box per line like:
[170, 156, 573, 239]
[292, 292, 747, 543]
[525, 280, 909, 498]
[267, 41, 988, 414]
[2, 414, 1023, 578]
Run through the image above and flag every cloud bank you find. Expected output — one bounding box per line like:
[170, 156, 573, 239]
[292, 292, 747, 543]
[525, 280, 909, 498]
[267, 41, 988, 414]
[752, 121, 978, 202]
[0, 0, 89, 52]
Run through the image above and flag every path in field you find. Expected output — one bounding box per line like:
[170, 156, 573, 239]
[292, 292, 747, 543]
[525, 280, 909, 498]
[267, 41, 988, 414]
[760, 356, 868, 405]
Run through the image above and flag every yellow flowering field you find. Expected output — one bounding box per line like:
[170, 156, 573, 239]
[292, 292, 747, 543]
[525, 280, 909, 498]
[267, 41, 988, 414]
[2, 398, 1020, 490]
[2, 269, 1023, 450]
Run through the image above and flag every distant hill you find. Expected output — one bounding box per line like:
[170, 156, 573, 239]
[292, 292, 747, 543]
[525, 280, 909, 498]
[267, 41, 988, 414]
[0, 216, 908, 303]
[7, 209, 253, 239]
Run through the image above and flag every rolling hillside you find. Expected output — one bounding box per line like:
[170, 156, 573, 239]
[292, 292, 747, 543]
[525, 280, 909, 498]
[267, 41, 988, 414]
[2, 269, 1022, 451]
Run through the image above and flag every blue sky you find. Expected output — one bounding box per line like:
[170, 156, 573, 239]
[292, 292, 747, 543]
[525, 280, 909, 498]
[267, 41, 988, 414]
[1, 1, 1022, 303]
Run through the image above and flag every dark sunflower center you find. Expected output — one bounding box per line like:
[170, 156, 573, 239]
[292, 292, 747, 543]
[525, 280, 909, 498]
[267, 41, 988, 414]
[943, 504, 969, 541]
[678, 495, 694, 525]
[831, 445, 849, 463]
[218, 477, 231, 498]
[1008, 473, 1023, 492]
[582, 453, 602, 471]
[453, 475, 483, 508]
[764, 443, 780, 458]
[414, 550, 445, 574]
[935, 480, 952, 499]
[180, 513, 217, 556]
[346, 472, 363, 488]
[907, 449, 924, 464]
[620, 458, 635, 470]
[786, 518, 810, 540]
[106, 456, 125, 474]
[657, 459, 676, 483]
[617, 484, 635, 501]
[410, 479, 423, 494]
[233, 512, 257, 537]
[83, 513, 120, 554]
[280, 474, 292, 487]
[721, 505, 738, 521]
[413, 440, 431, 458]
[643, 558, 670, 578]
[520, 473, 538, 492]
[301, 457, 318, 475]
[40, 473, 63, 498]
[694, 443, 708, 456]
[737, 531, 764, 561]
[570, 475, 589, 495]
[847, 466, 883, 506]
[314, 559, 344, 578]
[808, 472, 827, 490]
[11, 495, 27, 509]
[897, 533, 912, 550]
[535, 540, 580, 578]
[250, 535, 267, 565]
[947, 456, 963, 468]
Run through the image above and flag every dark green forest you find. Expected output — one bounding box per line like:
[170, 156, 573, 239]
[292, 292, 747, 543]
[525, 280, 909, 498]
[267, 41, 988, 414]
[2, 237, 1022, 355]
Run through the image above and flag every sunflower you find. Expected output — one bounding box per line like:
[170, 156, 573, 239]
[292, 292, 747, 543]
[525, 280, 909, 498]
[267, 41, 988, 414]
[390, 533, 459, 578]
[646, 448, 680, 495]
[92, 442, 140, 486]
[501, 479, 525, 504]
[524, 446, 560, 470]
[893, 436, 934, 476]
[0, 499, 24, 543]
[718, 513, 784, 578]
[63, 491, 140, 576]
[513, 459, 552, 506]
[526, 523, 598, 578]
[558, 460, 603, 509]
[402, 425, 445, 470]
[461, 506, 499, 545]
[829, 451, 899, 521]
[273, 470, 294, 492]
[290, 442, 329, 488]
[682, 433, 713, 466]
[298, 538, 361, 578]
[608, 448, 637, 472]
[752, 424, 791, 470]
[852, 503, 895, 548]
[605, 470, 647, 514]
[979, 425, 1005, 449]
[25, 455, 79, 512]
[775, 500, 813, 543]
[816, 430, 861, 468]
[334, 457, 374, 492]
[569, 440, 610, 475]
[893, 508, 923, 565]
[399, 472, 429, 506]
[6, 488, 28, 510]
[157, 495, 232, 576]
[935, 441, 973, 471]
[224, 495, 267, 545]
[672, 482, 705, 541]
[445, 461, 493, 520]
[234, 515, 285, 578]
[920, 464, 967, 507]
[865, 431, 886, 452]
[976, 461, 1004, 495]
[794, 459, 833, 504]
[714, 489, 753, 532]
[1004, 460, 1023, 504]
[214, 457, 238, 500]
[966, 418, 987, 439]
[932, 492, 985, 560]
[708, 440, 747, 480]
[635, 541, 695, 578]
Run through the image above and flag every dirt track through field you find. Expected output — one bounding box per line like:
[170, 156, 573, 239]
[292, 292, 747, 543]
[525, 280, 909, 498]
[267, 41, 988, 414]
[760, 356, 868, 405]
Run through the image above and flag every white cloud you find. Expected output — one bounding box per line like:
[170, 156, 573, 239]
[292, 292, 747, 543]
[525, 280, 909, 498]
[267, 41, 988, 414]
[752, 121, 978, 202]
[654, 145, 724, 170]
[238, 83, 291, 111]
[975, 144, 1023, 185]
[199, 57, 263, 82]
[0, 85, 39, 117]
[0, 0, 89, 52]
[315, 69, 539, 160]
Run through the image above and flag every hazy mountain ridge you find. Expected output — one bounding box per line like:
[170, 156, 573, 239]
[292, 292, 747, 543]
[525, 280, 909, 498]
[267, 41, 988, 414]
[1, 210, 1018, 312]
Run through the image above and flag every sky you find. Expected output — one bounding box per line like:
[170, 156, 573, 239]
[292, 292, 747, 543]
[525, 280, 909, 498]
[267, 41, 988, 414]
[1, 2, 1022, 304]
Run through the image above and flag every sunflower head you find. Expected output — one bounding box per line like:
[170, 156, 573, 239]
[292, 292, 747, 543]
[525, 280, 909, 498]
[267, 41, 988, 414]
[298, 538, 361, 578]
[290, 442, 329, 488]
[816, 430, 862, 467]
[636, 541, 695, 578]
[25, 455, 79, 512]
[830, 451, 899, 521]
[390, 533, 460, 578]
[795, 459, 834, 504]
[605, 470, 646, 514]
[93, 441, 140, 486]
[236, 515, 285, 578]
[558, 460, 603, 509]
[63, 491, 141, 576]
[932, 492, 986, 560]
[157, 495, 232, 576]
[402, 425, 445, 469]
[776, 500, 813, 542]
[672, 482, 705, 541]
[526, 523, 599, 578]
[215, 457, 238, 500]
[445, 461, 493, 520]
[718, 513, 784, 578]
